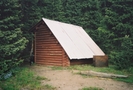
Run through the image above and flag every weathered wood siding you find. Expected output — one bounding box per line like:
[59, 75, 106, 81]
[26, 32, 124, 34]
[35, 23, 70, 66]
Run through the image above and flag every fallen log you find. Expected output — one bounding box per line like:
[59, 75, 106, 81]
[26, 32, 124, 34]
[80, 70, 128, 78]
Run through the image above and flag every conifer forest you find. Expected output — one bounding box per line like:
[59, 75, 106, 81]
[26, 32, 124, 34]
[0, 0, 133, 74]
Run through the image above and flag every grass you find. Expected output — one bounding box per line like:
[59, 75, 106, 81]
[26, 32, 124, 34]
[36, 76, 50, 81]
[51, 65, 133, 83]
[1, 65, 132, 90]
[44, 84, 56, 90]
[51, 66, 65, 70]
[115, 67, 133, 83]
[80, 87, 103, 90]
[0, 67, 55, 90]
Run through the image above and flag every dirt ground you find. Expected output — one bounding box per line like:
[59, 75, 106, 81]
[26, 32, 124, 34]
[30, 65, 133, 90]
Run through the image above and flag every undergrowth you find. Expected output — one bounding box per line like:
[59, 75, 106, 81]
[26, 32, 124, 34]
[0, 67, 55, 90]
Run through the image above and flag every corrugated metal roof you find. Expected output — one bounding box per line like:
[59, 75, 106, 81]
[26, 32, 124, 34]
[42, 18, 105, 59]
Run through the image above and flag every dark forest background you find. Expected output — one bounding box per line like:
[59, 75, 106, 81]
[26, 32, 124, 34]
[1, 0, 133, 74]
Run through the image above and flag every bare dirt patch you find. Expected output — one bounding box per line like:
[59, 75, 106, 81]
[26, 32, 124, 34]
[30, 65, 133, 90]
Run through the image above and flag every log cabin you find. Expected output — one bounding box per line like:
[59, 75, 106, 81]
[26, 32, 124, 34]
[31, 18, 107, 66]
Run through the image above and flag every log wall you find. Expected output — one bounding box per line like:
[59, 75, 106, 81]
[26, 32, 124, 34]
[70, 59, 93, 65]
[35, 23, 70, 66]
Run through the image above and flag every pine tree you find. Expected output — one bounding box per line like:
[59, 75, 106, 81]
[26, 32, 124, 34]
[79, 0, 101, 30]
[38, 0, 65, 21]
[62, 0, 82, 24]
[20, 0, 42, 58]
[21, 0, 42, 40]
[0, 0, 28, 74]
[98, 0, 133, 69]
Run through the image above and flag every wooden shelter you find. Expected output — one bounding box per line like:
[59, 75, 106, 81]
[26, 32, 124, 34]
[31, 18, 106, 66]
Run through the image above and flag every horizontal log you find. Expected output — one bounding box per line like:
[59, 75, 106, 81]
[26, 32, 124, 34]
[70, 59, 93, 65]
[36, 59, 68, 62]
[36, 42, 58, 44]
[36, 43, 58, 45]
[36, 43, 60, 45]
[36, 58, 62, 60]
[36, 48, 62, 50]
[36, 33, 52, 36]
[36, 33, 49, 35]
[36, 60, 63, 63]
[35, 57, 68, 61]
[36, 55, 62, 57]
[36, 38, 56, 41]
[80, 70, 128, 78]
[37, 61, 70, 65]
[36, 57, 62, 59]
[36, 53, 62, 55]
[37, 26, 47, 29]
[36, 29, 50, 31]
[36, 46, 62, 48]
[38, 57, 65, 59]
[36, 31, 52, 33]
[36, 62, 61, 65]
[37, 53, 63, 57]
[36, 47, 62, 50]
[37, 55, 63, 57]
[36, 29, 48, 31]
[36, 26, 46, 29]
[36, 49, 62, 51]
[36, 32, 50, 34]
[36, 44, 60, 46]
[36, 51, 62, 53]
[36, 30, 51, 33]
[36, 50, 61, 52]
[36, 33, 50, 35]
[36, 44, 59, 46]
[36, 35, 54, 37]
[36, 63, 63, 66]
[36, 53, 67, 57]
[37, 37, 56, 40]
[36, 50, 62, 53]
[36, 41, 57, 43]
[36, 60, 62, 62]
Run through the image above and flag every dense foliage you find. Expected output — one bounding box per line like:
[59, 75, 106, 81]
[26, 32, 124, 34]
[0, 0, 133, 74]
[0, 0, 28, 74]
[98, 0, 133, 69]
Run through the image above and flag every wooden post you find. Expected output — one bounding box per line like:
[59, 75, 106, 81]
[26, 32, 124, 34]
[34, 32, 36, 63]
[30, 38, 33, 56]
[62, 49, 64, 67]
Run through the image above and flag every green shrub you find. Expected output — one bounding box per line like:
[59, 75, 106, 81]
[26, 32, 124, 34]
[109, 36, 133, 70]
[0, 0, 28, 75]
[109, 51, 131, 70]
[0, 67, 44, 90]
[0, 67, 21, 80]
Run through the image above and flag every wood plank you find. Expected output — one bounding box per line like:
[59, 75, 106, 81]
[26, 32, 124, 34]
[36, 55, 63, 57]
[36, 59, 62, 61]
[36, 60, 62, 63]
[36, 49, 62, 51]
[36, 63, 63, 66]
